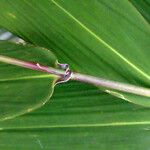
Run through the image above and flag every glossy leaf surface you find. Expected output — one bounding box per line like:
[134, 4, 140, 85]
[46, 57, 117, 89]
[130, 0, 150, 23]
[0, 41, 58, 120]
[0, 81, 150, 149]
[0, 1, 150, 149]
[0, 0, 149, 105]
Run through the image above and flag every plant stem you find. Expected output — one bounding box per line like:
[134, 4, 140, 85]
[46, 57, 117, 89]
[0, 55, 65, 77]
[0, 55, 150, 97]
[71, 73, 150, 97]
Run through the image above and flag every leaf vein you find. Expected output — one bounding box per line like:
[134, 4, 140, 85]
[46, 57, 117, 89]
[0, 74, 56, 82]
[51, 0, 150, 81]
[1, 121, 150, 131]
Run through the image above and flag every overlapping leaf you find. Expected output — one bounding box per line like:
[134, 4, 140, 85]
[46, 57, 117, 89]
[0, 1, 150, 149]
[130, 0, 150, 23]
[0, 81, 150, 150]
[0, 0, 149, 105]
[0, 41, 58, 120]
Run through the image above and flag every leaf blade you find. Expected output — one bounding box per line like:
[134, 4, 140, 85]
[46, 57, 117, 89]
[0, 41, 58, 120]
[0, 0, 149, 105]
[0, 81, 150, 149]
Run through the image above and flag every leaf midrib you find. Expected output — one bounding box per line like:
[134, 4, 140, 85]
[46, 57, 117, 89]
[50, 0, 150, 81]
[1, 121, 150, 131]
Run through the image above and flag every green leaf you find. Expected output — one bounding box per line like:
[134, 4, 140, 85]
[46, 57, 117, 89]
[0, 0, 149, 106]
[0, 1, 150, 149]
[130, 0, 150, 23]
[0, 41, 58, 120]
[0, 81, 150, 149]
